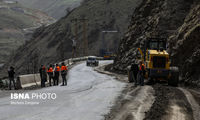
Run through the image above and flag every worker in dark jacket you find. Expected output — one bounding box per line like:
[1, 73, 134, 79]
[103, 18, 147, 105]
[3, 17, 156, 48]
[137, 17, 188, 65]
[41, 66, 47, 87]
[131, 63, 139, 86]
[8, 66, 16, 90]
[47, 64, 54, 86]
[139, 61, 145, 86]
[61, 62, 68, 86]
[54, 64, 60, 86]
[39, 65, 43, 83]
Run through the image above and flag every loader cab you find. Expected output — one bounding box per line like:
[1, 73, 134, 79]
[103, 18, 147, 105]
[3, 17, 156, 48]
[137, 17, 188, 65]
[145, 38, 167, 51]
[142, 38, 168, 64]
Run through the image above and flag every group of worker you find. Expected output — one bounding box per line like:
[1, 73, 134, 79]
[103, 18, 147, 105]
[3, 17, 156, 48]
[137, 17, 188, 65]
[7, 62, 68, 90]
[130, 61, 145, 86]
[39, 62, 68, 87]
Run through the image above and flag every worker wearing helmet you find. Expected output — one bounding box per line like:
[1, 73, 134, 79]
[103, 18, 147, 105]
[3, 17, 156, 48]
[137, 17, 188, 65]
[47, 64, 54, 86]
[54, 64, 60, 86]
[61, 62, 68, 86]
[139, 61, 145, 86]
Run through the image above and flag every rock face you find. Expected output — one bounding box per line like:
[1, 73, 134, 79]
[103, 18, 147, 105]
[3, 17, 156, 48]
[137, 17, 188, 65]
[169, 4, 200, 86]
[114, 0, 200, 86]
[1, 0, 142, 77]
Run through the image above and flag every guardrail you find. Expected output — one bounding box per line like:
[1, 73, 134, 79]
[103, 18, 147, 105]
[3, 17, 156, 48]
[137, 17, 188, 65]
[18, 56, 103, 88]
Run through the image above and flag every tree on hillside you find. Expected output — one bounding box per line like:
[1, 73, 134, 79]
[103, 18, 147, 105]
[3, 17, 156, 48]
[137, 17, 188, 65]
[65, 7, 71, 16]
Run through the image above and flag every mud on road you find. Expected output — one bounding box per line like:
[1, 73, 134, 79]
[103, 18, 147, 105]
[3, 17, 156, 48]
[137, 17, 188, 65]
[105, 83, 200, 120]
[145, 84, 195, 120]
[101, 64, 200, 120]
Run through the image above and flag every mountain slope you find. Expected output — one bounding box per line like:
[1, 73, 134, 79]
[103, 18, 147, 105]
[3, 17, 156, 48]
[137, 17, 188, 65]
[14, 0, 83, 19]
[2, 0, 142, 76]
[0, 0, 55, 64]
[114, 0, 200, 86]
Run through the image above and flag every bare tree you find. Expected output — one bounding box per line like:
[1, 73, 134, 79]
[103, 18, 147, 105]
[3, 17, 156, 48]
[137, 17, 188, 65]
[66, 7, 71, 14]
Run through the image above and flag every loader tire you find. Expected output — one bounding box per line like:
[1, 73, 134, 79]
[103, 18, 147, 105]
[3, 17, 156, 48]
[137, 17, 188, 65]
[168, 67, 179, 87]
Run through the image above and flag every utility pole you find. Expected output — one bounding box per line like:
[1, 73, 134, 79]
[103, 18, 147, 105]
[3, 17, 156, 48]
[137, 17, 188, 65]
[82, 18, 88, 56]
[71, 18, 89, 56]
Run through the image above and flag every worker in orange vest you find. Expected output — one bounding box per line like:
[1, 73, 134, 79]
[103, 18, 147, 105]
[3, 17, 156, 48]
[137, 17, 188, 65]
[139, 61, 145, 86]
[54, 64, 60, 86]
[61, 62, 68, 86]
[47, 64, 54, 86]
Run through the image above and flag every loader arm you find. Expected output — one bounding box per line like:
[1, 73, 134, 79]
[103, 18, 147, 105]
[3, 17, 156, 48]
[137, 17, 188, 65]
[138, 48, 144, 61]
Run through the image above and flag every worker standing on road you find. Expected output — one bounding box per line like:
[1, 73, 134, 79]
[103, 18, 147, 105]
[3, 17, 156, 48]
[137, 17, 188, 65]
[41, 66, 47, 87]
[47, 64, 54, 86]
[139, 61, 145, 86]
[8, 66, 16, 90]
[61, 62, 68, 86]
[131, 62, 139, 86]
[54, 64, 60, 86]
[39, 65, 44, 83]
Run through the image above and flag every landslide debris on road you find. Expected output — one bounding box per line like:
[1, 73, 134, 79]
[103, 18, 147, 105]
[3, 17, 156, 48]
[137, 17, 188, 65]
[105, 86, 155, 120]
[114, 0, 200, 87]
[144, 84, 194, 120]
[99, 64, 199, 120]
[105, 83, 198, 120]
[96, 63, 155, 120]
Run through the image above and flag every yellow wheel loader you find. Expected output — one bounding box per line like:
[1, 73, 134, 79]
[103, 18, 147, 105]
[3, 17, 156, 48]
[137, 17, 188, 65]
[128, 38, 179, 86]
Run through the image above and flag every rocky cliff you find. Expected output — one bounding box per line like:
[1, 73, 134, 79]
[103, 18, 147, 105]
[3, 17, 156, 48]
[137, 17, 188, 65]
[168, 3, 200, 86]
[114, 0, 200, 86]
